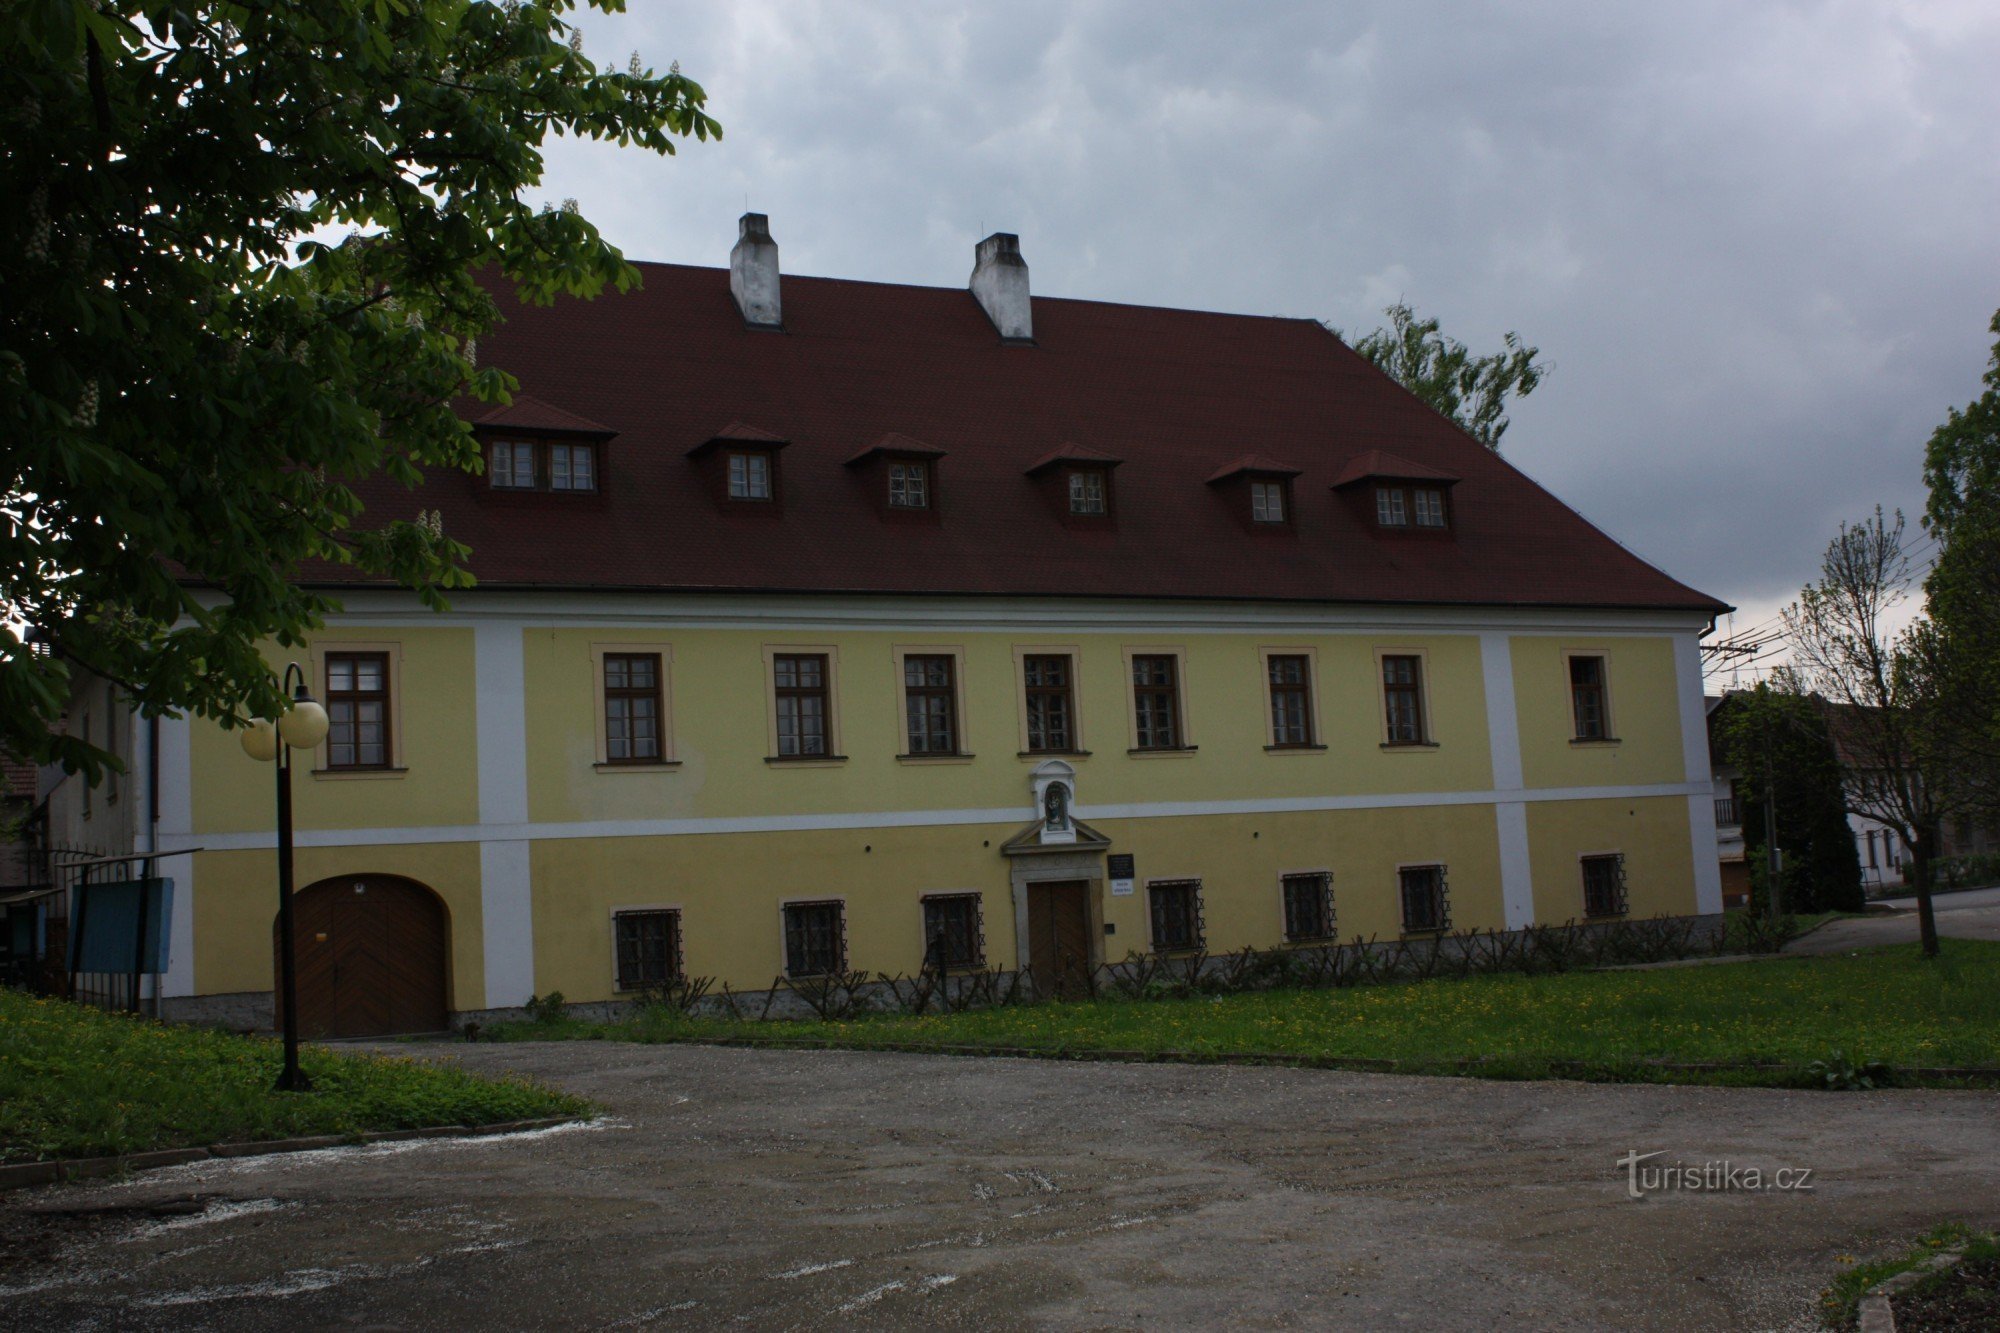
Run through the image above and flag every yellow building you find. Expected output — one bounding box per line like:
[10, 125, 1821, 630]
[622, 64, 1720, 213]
[149, 219, 1728, 1033]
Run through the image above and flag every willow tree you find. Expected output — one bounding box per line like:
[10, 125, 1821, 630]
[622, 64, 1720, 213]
[1, 1, 719, 775]
[1338, 302, 1547, 449]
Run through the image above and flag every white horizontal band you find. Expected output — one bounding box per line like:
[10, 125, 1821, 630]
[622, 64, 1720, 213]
[161, 780, 1712, 853]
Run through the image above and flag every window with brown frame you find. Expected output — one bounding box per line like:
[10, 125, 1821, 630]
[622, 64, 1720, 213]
[548, 442, 595, 491]
[1413, 486, 1446, 527]
[1381, 654, 1426, 745]
[1148, 880, 1204, 952]
[727, 449, 773, 501]
[888, 460, 930, 510]
[1067, 467, 1109, 515]
[1569, 655, 1609, 740]
[325, 652, 392, 769]
[1399, 864, 1450, 932]
[603, 652, 663, 764]
[488, 439, 596, 492]
[903, 654, 958, 754]
[490, 439, 537, 489]
[772, 653, 830, 758]
[1281, 872, 1335, 942]
[1374, 484, 1448, 529]
[614, 909, 682, 990]
[1131, 654, 1182, 750]
[783, 900, 846, 977]
[1023, 654, 1076, 753]
[1250, 479, 1288, 524]
[921, 893, 985, 971]
[1582, 854, 1628, 918]
[1267, 654, 1314, 747]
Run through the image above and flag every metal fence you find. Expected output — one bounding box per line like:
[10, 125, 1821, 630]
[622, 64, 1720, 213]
[2, 846, 170, 1015]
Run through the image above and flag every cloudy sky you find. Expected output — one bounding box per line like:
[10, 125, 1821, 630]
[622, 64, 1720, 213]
[546, 2, 1998, 681]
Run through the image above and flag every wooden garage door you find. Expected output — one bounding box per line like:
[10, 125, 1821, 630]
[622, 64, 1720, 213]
[277, 876, 450, 1038]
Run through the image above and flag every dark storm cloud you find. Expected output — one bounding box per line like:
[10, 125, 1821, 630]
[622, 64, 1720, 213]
[547, 2, 2000, 617]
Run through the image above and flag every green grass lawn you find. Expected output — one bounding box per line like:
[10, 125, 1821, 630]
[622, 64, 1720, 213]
[494, 940, 2000, 1088]
[0, 990, 589, 1163]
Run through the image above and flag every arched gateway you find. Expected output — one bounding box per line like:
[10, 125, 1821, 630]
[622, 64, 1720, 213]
[275, 875, 451, 1038]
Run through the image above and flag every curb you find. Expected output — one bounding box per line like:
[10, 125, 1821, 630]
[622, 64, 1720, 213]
[603, 1035, 2000, 1085]
[1857, 1244, 1965, 1333]
[0, 1116, 579, 1194]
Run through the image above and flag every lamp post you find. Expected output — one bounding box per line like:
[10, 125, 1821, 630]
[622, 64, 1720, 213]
[241, 663, 330, 1092]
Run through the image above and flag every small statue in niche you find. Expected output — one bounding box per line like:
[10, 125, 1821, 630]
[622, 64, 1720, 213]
[1043, 780, 1072, 832]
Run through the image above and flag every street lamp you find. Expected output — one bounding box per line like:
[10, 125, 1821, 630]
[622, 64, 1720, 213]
[241, 663, 330, 1092]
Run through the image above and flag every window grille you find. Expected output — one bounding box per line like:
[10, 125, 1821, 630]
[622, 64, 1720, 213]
[1399, 864, 1450, 932]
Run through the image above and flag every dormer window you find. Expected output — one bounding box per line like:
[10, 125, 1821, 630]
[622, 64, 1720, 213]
[1375, 486, 1406, 526]
[1251, 480, 1288, 524]
[1331, 451, 1460, 537]
[549, 443, 595, 491]
[1068, 468, 1109, 516]
[470, 396, 617, 498]
[889, 460, 930, 509]
[488, 439, 598, 493]
[1027, 444, 1123, 524]
[491, 440, 536, 490]
[1374, 484, 1448, 529]
[728, 449, 773, 501]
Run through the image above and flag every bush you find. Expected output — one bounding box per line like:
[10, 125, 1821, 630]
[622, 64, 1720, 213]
[1937, 853, 2000, 891]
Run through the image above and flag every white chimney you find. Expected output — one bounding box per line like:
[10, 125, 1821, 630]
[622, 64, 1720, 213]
[730, 212, 781, 329]
[969, 232, 1033, 342]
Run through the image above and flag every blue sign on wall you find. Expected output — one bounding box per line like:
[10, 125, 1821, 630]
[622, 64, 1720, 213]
[68, 878, 174, 974]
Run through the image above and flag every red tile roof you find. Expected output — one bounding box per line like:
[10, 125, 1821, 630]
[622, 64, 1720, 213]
[1208, 454, 1305, 483]
[1, 755, 38, 802]
[347, 262, 1725, 613]
[472, 394, 615, 438]
[846, 432, 947, 465]
[1023, 442, 1126, 476]
[1329, 449, 1461, 488]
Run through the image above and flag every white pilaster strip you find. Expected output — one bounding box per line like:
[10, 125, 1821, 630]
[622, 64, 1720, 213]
[1671, 629, 1713, 785]
[156, 712, 197, 998]
[480, 839, 536, 1008]
[1479, 632, 1523, 790]
[475, 624, 530, 826]
[474, 624, 534, 1007]
[1688, 793, 1724, 914]
[1481, 634, 1534, 926]
[1672, 629, 1725, 913]
[1496, 802, 1535, 928]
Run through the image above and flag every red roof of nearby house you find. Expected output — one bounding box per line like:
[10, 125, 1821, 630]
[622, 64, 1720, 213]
[1, 756, 37, 802]
[341, 262, 1725, 612]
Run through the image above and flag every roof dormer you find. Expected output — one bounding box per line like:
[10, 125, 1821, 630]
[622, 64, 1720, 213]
[1207, 454, 1304, 531]
[845, 433, 946, 521]
[469, 395, 616, 500]
[1330, 450, 1460, 536]
[688, 421, 790, 514]
[1026, 443, 1123, 527]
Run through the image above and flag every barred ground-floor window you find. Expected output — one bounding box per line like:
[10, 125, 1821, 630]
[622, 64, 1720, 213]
[922, 893, 985, 971]
[783, 900, 847, 978]
[613, 909, 682, 991]
[1398, 864, 1450, 933]
[1582, 854, 1628, 918]
[1148, 879, 1204, 952]
[1281, 872, 1335, 942]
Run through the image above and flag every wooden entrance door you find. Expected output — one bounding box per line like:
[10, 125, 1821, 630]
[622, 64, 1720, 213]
[278, 876, 450, 1038]
[1026, 879, 1093, 998]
